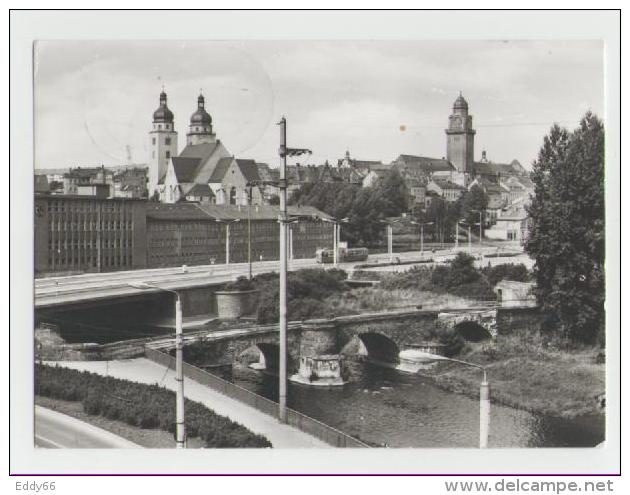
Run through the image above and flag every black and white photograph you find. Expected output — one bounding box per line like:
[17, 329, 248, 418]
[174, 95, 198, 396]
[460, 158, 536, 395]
[9, 8, 621, 481]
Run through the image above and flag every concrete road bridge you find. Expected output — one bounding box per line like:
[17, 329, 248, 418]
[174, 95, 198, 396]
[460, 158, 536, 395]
[34, 246, 526, 309]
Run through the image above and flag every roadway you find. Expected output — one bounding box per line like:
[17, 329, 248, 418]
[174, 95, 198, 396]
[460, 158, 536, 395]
[35, 405, 140, 448]
[35, 244, 527, 308]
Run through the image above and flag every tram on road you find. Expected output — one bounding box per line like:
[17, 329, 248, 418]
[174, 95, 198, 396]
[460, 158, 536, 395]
[315, 247, 369, 264]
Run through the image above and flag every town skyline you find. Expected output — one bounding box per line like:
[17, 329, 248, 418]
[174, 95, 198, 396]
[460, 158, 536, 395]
[35, 40, 604, 170]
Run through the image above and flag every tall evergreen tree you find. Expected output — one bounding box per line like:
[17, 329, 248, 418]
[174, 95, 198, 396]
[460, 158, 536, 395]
[525, 112, 605, 344]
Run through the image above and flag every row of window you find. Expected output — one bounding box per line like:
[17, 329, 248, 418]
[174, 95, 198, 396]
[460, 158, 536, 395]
[49, 239, 133, 249]
[48, 234, 130, 245]
[48, 254, 133, 269]
[46, 202, 134, 213]
[49, 222, 133, 231]
[48, 241, 133, 254]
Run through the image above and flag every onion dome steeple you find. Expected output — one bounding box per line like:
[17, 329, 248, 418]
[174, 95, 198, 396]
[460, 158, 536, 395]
[190, 93, 212, 125]
[186, 92, 215, 145]
[153, 90, 174, 123]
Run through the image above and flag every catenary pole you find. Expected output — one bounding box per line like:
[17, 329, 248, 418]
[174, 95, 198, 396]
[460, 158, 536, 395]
[278, 117, 288, 423]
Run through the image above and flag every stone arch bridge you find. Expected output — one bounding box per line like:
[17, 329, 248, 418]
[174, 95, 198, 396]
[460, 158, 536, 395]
[152, 306, 541, 371]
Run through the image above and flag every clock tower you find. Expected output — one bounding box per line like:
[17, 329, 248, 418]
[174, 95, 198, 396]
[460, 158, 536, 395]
[445, 92, 475, 175]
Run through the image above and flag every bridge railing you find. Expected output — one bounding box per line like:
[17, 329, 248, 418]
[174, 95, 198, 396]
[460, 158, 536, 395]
[144, 347, 369, 448]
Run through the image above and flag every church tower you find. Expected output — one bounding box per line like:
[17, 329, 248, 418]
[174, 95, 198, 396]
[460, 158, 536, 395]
[445, 93, 476, 176]
[186, 93, 216, 146]
[149, 90, 178, 195]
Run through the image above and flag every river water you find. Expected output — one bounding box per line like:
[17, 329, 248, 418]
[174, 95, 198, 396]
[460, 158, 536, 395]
[211, 361, 604, 448]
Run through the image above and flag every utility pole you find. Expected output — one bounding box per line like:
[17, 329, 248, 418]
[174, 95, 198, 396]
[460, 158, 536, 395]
[333, 220, 338, 266]
[455, 221, 459, 250]
[471, 209, 484, 246]
[479, 371, 490, 449]
[337, 223, 343, 263]
[277, 117, 311, 423]
[248, 187, 252, 279]
[418, 222, 433, 258]
[278, 117, 289, 424]
[96, 203, 102, 273]
[387, 224, 393, 262]
[174, 295, 185, 449]
[226, 223, 231, 265]
[216, 219, 240, 265]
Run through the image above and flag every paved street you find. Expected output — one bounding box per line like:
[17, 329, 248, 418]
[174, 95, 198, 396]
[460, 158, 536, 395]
[35, 406, 140, 448]
[48, 358, 330, 449]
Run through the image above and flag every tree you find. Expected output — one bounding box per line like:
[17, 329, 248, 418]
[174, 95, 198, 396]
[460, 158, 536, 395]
[288, 181, 359, 221]
[372, 168, 409, 217]
[525, 112, 605, 344]
[458, 185, 489, 227]
[417, 198, 460, 243]
[288, 169, 409, 248]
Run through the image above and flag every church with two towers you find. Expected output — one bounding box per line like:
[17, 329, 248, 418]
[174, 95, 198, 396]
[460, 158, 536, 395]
[148, 91, 266, 205]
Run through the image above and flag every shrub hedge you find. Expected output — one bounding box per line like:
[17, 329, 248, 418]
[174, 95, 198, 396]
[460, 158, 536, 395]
[35, 364, 272, 448]
[253, 268, 349, 324]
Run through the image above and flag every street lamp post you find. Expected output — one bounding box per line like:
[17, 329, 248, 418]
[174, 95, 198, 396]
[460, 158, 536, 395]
[455, 221, 459, 250]
[321, 217, 349, 266]
[379, 220, 397, 262]
[215, 219, 240, 265]
[413, 352, 490, 448]
[247, 187, 253, 279]
[333, 222, 338, 266]
[289, 225, 294, 261]
[128, 282, 185, 449]
[411, 221, 434, 258]
[471, 209, 484, 246]
[458, 220, 472, 252]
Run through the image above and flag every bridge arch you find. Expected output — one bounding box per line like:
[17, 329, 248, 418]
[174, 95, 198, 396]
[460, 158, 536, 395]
[453, 321, 492, 342]
[437, 309, 497, 341]
[356, 332, 400, 364]
[238, 343, 280, 371]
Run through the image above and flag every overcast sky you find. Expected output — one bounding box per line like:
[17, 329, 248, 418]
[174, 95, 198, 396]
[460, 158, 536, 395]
[34, 40, 604, 170]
